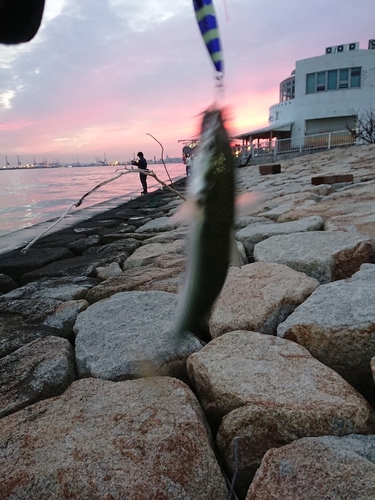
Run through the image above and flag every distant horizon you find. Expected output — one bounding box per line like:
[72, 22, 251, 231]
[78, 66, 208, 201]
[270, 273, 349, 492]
[1, 0, 374, 163]
[0, 155, 182, 169]
[1, 154, 184, 168]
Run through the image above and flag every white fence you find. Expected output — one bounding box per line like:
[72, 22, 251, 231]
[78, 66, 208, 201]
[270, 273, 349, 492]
[236, 130, 356, 165]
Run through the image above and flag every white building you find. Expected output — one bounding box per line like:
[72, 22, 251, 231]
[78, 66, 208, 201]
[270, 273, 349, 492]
[236, 39, 375, 156]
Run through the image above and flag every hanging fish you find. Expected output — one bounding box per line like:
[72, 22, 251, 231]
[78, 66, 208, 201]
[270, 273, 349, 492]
[174, 109, 233, 343]
[173, 109, 260, 344]
[193, 0, 224, 75]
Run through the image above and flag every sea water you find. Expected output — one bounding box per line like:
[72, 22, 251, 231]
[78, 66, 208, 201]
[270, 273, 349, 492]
[0, 163, 185, 237]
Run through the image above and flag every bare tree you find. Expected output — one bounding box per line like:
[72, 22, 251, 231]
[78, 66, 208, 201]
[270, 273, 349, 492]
[346, 108, 375, 144]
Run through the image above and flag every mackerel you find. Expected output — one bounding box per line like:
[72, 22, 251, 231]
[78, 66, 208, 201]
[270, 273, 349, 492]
[175, 108, 236, 343]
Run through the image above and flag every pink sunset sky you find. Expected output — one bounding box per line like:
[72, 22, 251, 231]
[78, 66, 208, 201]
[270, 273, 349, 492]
[0, 0, 374, 165]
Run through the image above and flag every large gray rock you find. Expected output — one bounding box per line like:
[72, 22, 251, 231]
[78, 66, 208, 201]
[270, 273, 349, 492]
[136, 216, 181, 233]
[0, 313, 62, 358]
[95, 262, 123, 280]
[85, 263, 184, 303]
[277, 263, 375, 393]
[123, 240, 186, 270]
[236, 216, 324, 259]
[143, 226, 189, 244]
[246, 435, 375, 500]
[1, 276, 99, 301]
[234, 215, 274, 230]
[67, 234, 101, 254]
[0, 336, 77, 418]
[253, 230, 375, 283]
[0, 247, 75, 282]
[187, 331, 375, 498]
[258, 204, 294, 221]
[74, 291, 202, 381]
[0, 377, 228, 499]
[0, 297, 88, 342]
[0, 297, 67, 324]
[43, 299, 88, 338]
[209, 263, 319, 338]
[83, 238, 141, 257]
[20, 252, 132, 285]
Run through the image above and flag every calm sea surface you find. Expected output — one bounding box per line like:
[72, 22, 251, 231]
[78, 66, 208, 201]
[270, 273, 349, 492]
[0, 163, 186, 237]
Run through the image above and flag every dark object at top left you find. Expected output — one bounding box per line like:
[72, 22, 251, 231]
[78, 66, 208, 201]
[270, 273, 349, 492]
[0, 0, 45, 44]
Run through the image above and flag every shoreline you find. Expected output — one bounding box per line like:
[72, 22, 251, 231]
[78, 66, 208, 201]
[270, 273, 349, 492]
[0, 175, 185, 256]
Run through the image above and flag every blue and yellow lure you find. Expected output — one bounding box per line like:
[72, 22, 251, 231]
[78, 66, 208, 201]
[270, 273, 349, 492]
[193, 0, 224, 76]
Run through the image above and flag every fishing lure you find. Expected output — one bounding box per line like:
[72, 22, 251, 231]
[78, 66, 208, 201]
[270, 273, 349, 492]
[193, 0, 224, 76]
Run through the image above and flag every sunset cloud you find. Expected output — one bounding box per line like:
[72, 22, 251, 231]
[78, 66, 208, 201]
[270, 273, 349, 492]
[0, 0, 374, 164]
[0, 119, 35, 131]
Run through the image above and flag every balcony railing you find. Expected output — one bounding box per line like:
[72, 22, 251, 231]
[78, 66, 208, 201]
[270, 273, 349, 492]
[235, 130, 356, 165]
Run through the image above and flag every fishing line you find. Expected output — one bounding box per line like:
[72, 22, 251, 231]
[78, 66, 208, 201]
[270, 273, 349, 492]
[223, 0, 230, 22]
[124, 142, 134, 163]
[214, 71, 225, 105]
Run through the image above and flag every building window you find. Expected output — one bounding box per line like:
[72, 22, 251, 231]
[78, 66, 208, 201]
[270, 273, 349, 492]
[351, 67, 361, 87]
[306, 73, 315, 94]
[327, 70, 337, 90]
[316, 71, 326, 91]
[306, 67, 361, 94]
[280, 77, 295, 102]
[339, 69, 349, 88]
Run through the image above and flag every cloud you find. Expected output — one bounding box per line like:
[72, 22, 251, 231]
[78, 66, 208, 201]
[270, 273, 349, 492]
[0, 118, 35, 131]
[43, 0, 67, 22]
[109, 0, 191, 32]
[0, 0, 374, 163]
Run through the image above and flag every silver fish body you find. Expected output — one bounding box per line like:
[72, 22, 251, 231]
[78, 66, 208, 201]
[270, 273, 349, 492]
[175, 108, 235, 343]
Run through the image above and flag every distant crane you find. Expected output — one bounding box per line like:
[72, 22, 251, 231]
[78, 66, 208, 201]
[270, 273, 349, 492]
[50, 158, 60, 167]
[95, 153, 109, 166]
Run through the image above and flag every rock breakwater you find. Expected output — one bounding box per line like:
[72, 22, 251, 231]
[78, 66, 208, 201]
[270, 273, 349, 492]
[1, 145, 375, 499]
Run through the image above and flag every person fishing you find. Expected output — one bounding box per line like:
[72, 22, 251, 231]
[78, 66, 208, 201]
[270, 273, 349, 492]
[132, 151, 148, 195]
